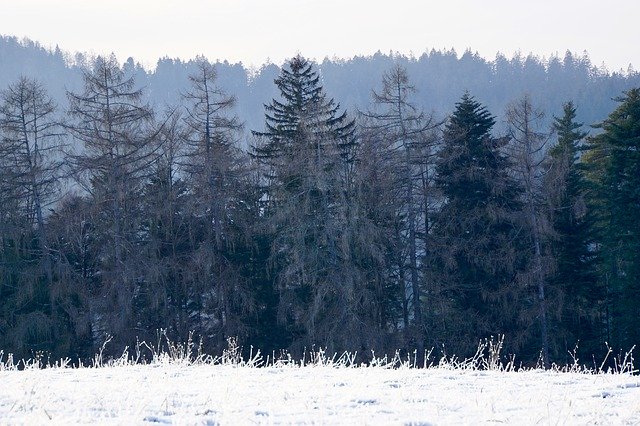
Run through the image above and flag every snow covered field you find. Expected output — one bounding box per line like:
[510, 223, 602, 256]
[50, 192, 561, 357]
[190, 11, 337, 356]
[1, 351, 639, 425]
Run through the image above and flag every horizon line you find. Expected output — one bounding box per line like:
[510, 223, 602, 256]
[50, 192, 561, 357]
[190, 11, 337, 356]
[1, 33, 636, 76]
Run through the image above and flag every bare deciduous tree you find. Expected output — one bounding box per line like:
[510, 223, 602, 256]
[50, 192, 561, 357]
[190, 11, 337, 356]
[66, 55, 156, 345]
[0, 76, 64, 283]
[361, 65, 440, 351]
[506, 94, 553, 367]
[182, 58, 253, 347]
[0, 77, 66, 355]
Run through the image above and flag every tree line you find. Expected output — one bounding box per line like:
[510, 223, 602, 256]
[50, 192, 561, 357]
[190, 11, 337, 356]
[3, 35, 640, 135]
[1, 54, 638, 367]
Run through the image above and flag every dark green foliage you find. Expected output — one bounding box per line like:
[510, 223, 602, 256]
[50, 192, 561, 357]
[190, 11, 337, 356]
[545, 102, 605, 361]
[253, 55, 355, 177]
[135, 163, 192, 338]
[433, 93, 528, 356]
[584, 89, 640, 352]
[0, 197, 93, 361]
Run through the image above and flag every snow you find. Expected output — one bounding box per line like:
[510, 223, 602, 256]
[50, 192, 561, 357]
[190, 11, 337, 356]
[1, 358, 639, 425]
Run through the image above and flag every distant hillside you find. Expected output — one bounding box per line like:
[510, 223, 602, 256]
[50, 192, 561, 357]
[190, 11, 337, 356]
[2, 35, 639, 136]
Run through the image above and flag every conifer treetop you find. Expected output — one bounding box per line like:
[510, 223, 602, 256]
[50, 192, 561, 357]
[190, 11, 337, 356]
[253, 54, 354, 159]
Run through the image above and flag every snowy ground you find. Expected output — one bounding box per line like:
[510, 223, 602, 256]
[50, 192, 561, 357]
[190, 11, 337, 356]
[1, 355, 639, 425]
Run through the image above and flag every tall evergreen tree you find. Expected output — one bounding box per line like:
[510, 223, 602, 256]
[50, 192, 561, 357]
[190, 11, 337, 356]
[253, 54, 355, 205]
[583, 89, 640, 352]
[253, 56, 384, 352]
[545, 101, 604, 361]
[434, 93, 527, 356]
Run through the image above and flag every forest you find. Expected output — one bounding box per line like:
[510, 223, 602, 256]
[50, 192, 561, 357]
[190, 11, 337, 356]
[1, 39, 639, 367]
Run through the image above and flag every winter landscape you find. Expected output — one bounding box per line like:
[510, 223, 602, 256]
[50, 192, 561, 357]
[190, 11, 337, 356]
[1, 340, 639, 425]
[2, 0, 640, 424]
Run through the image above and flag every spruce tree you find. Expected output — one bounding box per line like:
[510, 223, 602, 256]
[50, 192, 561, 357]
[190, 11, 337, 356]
[583, 89, 640, 351]
[255, 54, 354, 143]
[253, 54, 355, 203]
[434, 93, 527, 356]
[253, 56, 383, 352]
[545, 102, 604, 361]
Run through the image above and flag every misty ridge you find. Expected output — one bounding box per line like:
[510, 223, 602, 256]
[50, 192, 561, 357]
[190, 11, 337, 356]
[2, 35, 639, 135]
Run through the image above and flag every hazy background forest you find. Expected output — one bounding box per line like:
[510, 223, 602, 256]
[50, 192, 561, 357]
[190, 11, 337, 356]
[1, 35, 639, 367]
[2, 36, 639, 134]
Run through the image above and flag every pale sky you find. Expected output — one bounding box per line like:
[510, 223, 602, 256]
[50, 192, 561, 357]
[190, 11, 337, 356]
[1, 0, 638, 71]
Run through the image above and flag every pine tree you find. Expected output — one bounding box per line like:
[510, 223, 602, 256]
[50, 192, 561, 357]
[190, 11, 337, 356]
[545, 101, 604, 361]
[583, 89, 640, 351]
[254, 56, 383, 352]
[434, 93, 527, 356]
[253, 54, 355, 205]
